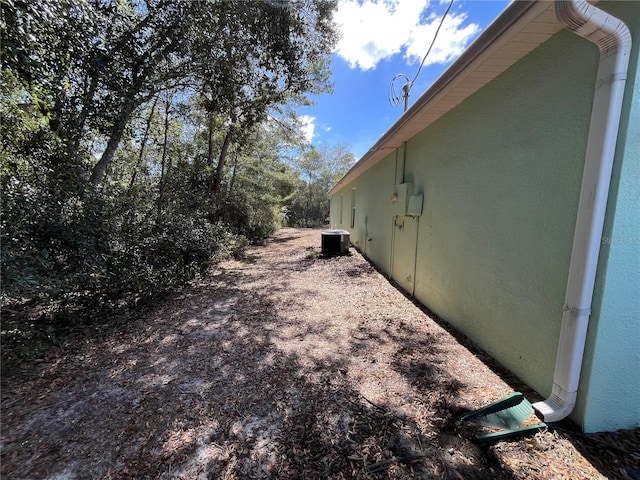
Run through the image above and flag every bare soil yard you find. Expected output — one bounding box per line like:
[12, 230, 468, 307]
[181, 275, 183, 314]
[2, 228, 638, 479]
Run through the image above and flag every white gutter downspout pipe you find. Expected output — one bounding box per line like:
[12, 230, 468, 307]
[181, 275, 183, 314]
[532, 0, 632, 423]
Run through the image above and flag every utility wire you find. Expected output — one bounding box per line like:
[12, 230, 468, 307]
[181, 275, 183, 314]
[388, 73, 410, 108]
[410, 0, 454, 86]
[388, 0, 454, 110]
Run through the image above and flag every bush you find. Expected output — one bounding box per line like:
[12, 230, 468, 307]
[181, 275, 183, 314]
[1, 177, 249, 326]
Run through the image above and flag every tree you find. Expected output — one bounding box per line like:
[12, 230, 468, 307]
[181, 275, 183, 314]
[191, 0, 337, 199]
[2, 0, 337, 188]
[288, 142, 355, 227]
[0, 0, 341, 337]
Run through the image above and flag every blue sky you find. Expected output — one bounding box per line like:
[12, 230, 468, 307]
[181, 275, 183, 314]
[297, 0, 511, 159]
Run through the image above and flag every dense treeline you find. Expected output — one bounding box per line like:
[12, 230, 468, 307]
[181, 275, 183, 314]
[0, 0, 354, 333]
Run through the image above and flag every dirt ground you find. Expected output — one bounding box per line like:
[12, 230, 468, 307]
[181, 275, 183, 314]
[2, 227, 639, 479]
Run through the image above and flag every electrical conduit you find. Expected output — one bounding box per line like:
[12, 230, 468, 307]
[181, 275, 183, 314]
[532, 0, 632, 423]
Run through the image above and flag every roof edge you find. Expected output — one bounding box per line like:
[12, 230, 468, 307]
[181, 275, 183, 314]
[328, 0, 544, 196]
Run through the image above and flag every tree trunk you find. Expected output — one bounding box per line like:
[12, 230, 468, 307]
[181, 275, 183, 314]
[129, 95, 159, 192]
[223, 152, 239, 222]
[228, 152, 238, 195]
[158, 98, 171, 214]
[207, 114, 215, 166]
[69, 72, 99, 169]
[307, 174, 313, 225]
[212, 128, 232, 196]
[89, 99, 137, 186]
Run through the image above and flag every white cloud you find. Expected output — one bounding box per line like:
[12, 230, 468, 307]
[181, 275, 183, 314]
[334, 0, 481, 71]
[404, 9, 480, 66]
[299, 115, 316, 143]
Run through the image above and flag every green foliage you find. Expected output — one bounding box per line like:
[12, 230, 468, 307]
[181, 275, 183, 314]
[286, 143, 355, 227]
[109, 213, 233, 293]
[0, 0, 349, 363]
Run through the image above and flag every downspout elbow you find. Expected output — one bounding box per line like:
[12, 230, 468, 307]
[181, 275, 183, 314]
[555, 0, 632, 59]
[533, 391, 576, 424]
[532, 0, 632, 424]
[534, 308, 591, 423]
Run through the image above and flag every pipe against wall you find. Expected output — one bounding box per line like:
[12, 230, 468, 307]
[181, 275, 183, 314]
[532, 0, 632, 424]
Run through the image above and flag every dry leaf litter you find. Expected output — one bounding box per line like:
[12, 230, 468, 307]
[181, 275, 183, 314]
[2, 228, 639, 480]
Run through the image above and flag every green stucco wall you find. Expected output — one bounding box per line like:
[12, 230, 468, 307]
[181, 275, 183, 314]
[407, 28, 593, 399]
[575, 1, 640, 432]
[330, 1, 639, 431]
[330, 152, 398, 274]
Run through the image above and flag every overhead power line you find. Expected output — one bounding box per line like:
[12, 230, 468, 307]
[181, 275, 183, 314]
[410, 0, 454, 86]
[388, 0, 454, 111]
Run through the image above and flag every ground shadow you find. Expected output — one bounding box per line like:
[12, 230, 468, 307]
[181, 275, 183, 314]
[3, 230, 630, 479]
[352, 246, 640, 479]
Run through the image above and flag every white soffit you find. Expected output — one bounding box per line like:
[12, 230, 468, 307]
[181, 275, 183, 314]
[331, 0, 563, 195]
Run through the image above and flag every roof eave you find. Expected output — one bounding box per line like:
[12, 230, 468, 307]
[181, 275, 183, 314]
[329, 0, 558, 196]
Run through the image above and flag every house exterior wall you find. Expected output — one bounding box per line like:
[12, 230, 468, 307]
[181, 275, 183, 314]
[405, 28, 594, 401]
[329, 1, 639, 431]
[575, 1, 640, 432]
[330, 152, 397, 274]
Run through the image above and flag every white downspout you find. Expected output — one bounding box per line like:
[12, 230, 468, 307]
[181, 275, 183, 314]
[532, 0, 632, 423]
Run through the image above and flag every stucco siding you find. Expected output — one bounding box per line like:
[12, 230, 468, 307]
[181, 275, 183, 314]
[405, 29, 599, 400]
[575, 1, 640, 432]
[329, 1, 639, 431]
[331, 153, 398, 274]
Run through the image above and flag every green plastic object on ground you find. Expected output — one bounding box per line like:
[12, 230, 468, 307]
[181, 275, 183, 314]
[459, 392, 547, 444]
